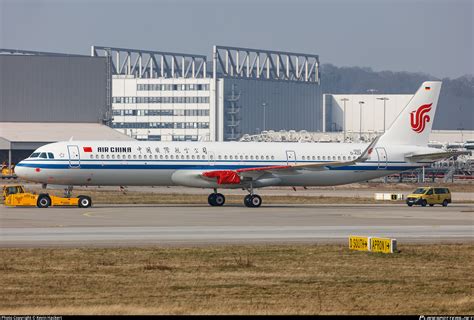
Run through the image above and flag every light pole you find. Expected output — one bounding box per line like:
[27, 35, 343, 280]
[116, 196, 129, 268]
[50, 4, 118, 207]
[358, 101, 365, 140]
[262, 102, 268, 132]
[377, 97, 389, 133]
[340, 98, 349, 141]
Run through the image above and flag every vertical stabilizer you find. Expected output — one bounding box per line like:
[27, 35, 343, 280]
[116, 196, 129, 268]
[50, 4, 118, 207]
[378, 81, 442, 146]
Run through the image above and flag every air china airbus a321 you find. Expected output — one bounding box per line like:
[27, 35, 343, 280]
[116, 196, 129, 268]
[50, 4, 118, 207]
[15, 81, 465, 208]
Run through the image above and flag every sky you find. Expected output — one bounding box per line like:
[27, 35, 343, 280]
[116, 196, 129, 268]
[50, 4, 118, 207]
[1, 0, 472, 79]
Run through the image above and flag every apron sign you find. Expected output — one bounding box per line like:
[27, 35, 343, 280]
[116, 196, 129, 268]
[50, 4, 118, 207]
[349, 236, 397, 254]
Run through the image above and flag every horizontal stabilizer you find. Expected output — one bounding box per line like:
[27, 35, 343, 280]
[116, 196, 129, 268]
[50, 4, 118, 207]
[405, 150, 471, 162]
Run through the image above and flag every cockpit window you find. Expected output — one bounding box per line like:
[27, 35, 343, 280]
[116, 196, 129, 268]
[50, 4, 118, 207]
[48, 153, 54, 159]
[39, 152, 48, 159]
[30, 152, 40, 158]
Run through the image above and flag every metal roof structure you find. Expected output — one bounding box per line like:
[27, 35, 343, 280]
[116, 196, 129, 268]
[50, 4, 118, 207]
[0, 122, 134, 150]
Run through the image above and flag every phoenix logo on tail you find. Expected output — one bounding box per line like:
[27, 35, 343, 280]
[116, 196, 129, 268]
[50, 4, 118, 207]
[410, 103, 432, 133]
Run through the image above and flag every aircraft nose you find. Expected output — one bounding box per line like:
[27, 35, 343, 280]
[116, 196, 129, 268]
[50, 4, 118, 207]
[14, 161, 30, 179]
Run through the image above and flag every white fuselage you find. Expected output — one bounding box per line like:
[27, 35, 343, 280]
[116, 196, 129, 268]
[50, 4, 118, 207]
[15, 141, 434, 188]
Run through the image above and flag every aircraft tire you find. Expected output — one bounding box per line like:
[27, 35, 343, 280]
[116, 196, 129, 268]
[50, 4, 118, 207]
[214, 193, 225, 206]
[208, 194, 217, 206]
[245, 195, 262, 208]
[37, 194, 51, 208]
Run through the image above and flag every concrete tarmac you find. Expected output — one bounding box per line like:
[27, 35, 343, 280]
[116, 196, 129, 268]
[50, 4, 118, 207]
[1, 203, 473, 247]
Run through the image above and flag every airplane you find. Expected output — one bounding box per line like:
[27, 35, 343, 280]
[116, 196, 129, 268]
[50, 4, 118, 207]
[14, 81, 467, 208]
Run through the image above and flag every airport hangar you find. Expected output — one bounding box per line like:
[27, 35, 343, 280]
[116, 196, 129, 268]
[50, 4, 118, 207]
[0, 46, 471, 171]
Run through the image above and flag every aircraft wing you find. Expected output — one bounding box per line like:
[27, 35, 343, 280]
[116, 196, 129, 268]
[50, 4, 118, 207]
[405, 150, 471, 162]
[202, 136, 380, 184]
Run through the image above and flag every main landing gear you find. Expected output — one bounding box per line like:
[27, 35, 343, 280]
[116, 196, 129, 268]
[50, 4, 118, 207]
[207, 187, 262, 208]
[244, 183, 262, 208]
[208, 188, 225, 206]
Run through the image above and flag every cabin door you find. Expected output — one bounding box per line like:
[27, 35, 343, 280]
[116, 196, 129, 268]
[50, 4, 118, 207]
[375, 147, 388, 169]
[67, 145, 81, 168]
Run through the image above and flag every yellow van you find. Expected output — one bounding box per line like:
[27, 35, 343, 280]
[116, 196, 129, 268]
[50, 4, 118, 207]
[406, 187, 451, 207]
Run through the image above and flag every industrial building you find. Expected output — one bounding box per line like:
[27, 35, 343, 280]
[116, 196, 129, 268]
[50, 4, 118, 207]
[92, 45, 322, 142]
[0, 49, 130, 168]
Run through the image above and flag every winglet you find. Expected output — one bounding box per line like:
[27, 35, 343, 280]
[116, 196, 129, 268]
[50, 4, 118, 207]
[356, 136, 380, 162]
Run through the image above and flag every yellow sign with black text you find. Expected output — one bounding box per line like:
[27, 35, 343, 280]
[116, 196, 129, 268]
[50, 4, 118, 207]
[370, 237, 397, 254]
[349, 236, 370, 251]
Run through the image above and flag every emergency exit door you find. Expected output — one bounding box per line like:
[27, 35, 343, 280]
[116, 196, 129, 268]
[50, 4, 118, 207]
[375, 147, 387, 169]
[286, 150, 297, 165]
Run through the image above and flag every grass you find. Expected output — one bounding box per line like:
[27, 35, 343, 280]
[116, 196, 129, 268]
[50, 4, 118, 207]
[0, 244, 473, 315]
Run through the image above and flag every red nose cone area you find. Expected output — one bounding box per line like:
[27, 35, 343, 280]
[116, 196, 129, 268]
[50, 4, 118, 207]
[35, 168, 41, 172]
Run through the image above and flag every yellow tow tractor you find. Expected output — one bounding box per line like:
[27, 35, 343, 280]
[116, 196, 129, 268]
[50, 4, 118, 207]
[3, 184, 92, 208]
[1, 163, 17, 179]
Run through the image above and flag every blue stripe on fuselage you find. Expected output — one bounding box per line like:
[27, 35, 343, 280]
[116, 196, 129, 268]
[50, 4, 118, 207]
[16, 161, 421, 171]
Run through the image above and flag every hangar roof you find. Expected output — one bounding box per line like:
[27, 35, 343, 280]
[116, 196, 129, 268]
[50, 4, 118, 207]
[0, 122, 133, 149]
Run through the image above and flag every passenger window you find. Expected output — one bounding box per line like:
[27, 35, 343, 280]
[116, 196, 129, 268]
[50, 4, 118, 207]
[312, 156, 316, 160]
[90, 155, 93, 159]
[197, 155, 200, 160]
[218, 155, 222, 160]
[302, 156, 305, 160]
[192, 155, 195, 160]
[224, 155, 228, 160]
[48, 153, 54, 159]
[186, 155, 190, 159]
[139, 155, 142, 159]
[256, 156, 259, 160]
[181, 155, 185, 160]
[112, 155, 115, 159]
[128, 155, 132, 159]
[165, 155, 168, 159]
[106, 155, 110, 159]
[133, 155, 137, 159]
[229, 155, 233, 160]
[245, 155, 249, 160]
[271, 155, 275, 160]
[101, 155, 105, 159]
[96, 155, 99, 159]
[250, 155, 254, 160]
[170, 155, 174, 159]
[266, 156, 269, 160]
[318, 156, 321, 160]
